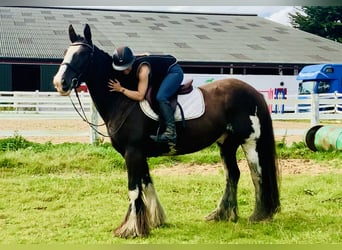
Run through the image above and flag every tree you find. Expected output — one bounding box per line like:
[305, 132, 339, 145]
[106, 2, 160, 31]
[289, 6, 342, 43]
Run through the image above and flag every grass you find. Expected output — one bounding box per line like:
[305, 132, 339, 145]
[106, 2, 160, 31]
[0, 135, 341, 243]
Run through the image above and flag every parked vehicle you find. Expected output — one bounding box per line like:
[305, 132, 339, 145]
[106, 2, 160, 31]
[297, 64, 342, 112]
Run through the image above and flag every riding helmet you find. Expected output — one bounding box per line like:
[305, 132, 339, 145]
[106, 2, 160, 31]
[112, 46, 135, 71]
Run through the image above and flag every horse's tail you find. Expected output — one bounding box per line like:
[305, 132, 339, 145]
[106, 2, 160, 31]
[257, 97, 281, 217]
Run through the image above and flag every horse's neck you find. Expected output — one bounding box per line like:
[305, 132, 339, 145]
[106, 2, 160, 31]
[86, 47, 134, 123]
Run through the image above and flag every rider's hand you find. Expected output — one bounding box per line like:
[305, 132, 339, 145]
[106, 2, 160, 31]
[108, 79, 124, 93]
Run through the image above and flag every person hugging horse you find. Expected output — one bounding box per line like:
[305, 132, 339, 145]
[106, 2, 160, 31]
[108, 46, 184, 146]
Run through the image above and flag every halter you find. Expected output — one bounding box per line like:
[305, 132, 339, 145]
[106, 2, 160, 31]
[61, 42, 95, 89]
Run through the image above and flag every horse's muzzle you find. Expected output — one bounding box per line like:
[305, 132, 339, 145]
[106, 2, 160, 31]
[53, 77, 71, 96]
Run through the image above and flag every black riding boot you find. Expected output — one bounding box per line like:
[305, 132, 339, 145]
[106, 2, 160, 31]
[150, 100, 177, 145]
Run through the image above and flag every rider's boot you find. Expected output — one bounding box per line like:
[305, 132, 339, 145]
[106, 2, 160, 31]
[150, 100, 177, 145]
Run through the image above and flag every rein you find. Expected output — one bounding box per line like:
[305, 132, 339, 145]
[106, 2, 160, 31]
[65, 41, 137, 138]
[64, 42, 110, 138]
[69, 90, 138, 138]
[69, 89, 109, 138]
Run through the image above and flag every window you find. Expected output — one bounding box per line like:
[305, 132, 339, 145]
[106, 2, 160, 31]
[324, 67, 334, 73]
[299, 81, 315, 95]
[317, 81, 330, 94]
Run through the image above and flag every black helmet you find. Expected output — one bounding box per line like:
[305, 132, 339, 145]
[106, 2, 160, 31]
[112, 46, 135, 71]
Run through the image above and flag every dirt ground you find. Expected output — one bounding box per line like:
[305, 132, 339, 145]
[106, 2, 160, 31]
[1, 119, 341, 175]
[0, 119, 314, 144]
[152, 158, 342, 177]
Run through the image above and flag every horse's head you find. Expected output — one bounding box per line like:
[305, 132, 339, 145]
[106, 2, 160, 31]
[53, 24, 94, 96]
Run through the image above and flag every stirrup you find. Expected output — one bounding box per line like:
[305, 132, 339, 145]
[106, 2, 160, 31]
[150, 134, 176, 145]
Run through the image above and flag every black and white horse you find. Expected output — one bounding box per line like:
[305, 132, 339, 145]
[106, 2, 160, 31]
[53, 24, 280, 238]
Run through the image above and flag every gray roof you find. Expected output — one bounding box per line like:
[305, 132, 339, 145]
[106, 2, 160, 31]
[1, 6, 342, 64]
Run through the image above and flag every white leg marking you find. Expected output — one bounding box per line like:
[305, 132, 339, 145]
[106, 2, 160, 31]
[128, 187, 139, 218]
[242, 115, 262, 175]
[115, 187, 140, 237]
[142, 183, 166, 227]
[129, 188, 139, 204]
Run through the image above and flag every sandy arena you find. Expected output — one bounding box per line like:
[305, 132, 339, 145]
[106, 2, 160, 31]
[0, 119, 323, 144]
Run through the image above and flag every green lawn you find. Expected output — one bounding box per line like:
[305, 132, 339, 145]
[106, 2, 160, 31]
[0, 136, 341, 243]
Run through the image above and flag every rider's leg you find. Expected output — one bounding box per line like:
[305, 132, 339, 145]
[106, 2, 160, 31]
[150, 64, 183, 145]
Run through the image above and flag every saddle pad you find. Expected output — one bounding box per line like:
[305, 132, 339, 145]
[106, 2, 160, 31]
[139, 87, 205, 121]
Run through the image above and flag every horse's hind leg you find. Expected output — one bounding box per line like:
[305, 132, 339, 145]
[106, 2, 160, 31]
[241, 137, 265, 222]
[205, 136, 240, 222]
[241, 114, 280, 222]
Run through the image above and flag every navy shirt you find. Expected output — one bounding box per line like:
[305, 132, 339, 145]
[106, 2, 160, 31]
[120, 55, 177, 90]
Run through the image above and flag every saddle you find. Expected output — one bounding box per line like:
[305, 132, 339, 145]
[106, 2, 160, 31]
[145, 79, 194, 115]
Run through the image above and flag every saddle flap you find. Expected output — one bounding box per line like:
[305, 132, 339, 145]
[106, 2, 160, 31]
[140, 87, 205, 122]
[145, 78, 194, 113]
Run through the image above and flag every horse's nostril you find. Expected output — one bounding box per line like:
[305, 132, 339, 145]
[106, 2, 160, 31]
[62, 81, 71, 92]
[59, 79, 65, 87]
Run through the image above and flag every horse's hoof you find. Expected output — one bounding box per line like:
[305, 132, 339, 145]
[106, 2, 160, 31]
[113, 221, 150, 238]
[113, 229, 137, 238]
[249, 213, 273, 223]
[113, 227, 148, 238]
[205, 210, 219, 221]
[205, 208, 238, 222]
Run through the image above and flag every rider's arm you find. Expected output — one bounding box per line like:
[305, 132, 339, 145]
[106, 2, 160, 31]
[108, 64, 149, 101]
[122, 64, 149, 101]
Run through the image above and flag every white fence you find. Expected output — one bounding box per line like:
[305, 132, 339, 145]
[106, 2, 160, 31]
[1, 91, 342, 143]
[0, 91, 99, 143]
[0, 91, 92, 119]
[268, 92, 342, 124]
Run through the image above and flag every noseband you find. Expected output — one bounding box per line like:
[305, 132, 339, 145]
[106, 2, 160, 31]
[61, 42, 95, 89]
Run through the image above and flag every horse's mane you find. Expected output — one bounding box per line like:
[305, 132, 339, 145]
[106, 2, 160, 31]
[84, 41, 137, 125]
[94, 45, 112, 63]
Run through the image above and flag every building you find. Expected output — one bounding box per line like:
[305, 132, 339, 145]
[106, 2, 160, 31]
[1, 6, 342, 91]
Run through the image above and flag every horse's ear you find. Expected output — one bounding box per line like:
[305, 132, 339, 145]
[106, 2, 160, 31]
[69, 24, 78, 43]
[84, 24, 92, 43]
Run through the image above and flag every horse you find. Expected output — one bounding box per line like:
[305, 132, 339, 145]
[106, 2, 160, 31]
[53, 24, 280, 238]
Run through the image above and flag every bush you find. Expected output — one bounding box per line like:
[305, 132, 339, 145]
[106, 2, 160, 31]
[0, 134, 34, 151]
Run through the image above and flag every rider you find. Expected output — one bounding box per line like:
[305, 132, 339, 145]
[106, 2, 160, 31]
[108, 46, 184, 146]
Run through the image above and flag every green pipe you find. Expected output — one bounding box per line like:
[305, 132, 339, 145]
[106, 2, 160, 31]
[305, 125, 342, 151]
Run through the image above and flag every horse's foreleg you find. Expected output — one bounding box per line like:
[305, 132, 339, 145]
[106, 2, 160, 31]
[114, 150, 150, 238]
[114, 186, 150, 238]
[142, 182, 166, 227]
[205, 138, 240, 222]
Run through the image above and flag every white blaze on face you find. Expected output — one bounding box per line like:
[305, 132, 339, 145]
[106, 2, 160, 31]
[53, 45, 80, 95]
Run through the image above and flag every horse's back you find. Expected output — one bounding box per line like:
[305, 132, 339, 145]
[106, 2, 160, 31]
[199, 78, 266, 114]
[200, 78, 262, 97]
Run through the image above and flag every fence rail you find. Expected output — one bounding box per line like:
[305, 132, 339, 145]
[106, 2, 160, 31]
[1, 91, 342, 143]
[268, 92, 342, 124]
[0, 91, 92, 119]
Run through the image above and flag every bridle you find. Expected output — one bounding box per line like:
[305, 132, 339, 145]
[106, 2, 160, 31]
[61, 42, 95, 89]
[62, 41, 109, 137]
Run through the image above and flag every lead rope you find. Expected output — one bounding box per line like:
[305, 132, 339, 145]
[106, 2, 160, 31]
[69, 88, 110, 138]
